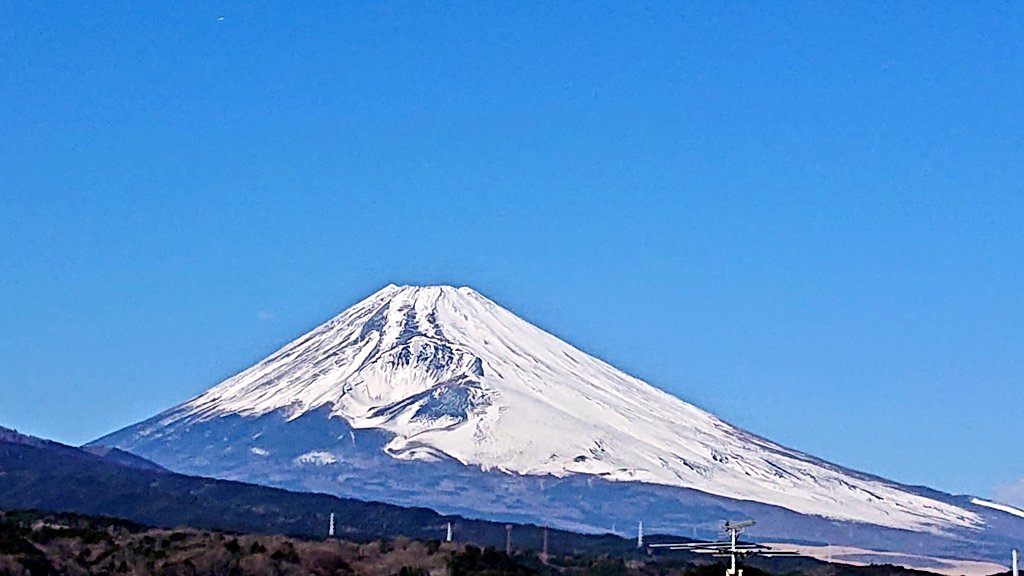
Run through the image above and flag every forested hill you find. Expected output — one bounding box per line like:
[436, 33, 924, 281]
[0, 429, 630, 553]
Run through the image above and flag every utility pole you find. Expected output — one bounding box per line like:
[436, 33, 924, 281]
[1012, 548, 1018, 576]
[724, 521, 750, 576]
[505, 524, 513, 555]
[648, 519, 797, 576]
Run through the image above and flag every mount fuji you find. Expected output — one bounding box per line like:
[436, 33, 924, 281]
[92, 285, 1023, 563]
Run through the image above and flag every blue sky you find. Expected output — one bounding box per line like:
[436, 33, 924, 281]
[1, 3, 1022, 502]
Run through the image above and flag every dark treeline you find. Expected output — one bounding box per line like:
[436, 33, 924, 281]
[0, 510, 969, 576]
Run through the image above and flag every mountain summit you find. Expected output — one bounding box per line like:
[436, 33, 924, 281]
[94, 284, 1023, 560]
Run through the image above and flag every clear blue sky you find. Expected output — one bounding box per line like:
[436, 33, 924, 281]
[1, 3, 1022, 502]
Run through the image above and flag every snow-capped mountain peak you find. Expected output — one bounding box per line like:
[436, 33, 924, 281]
[135, 284, 981, 534]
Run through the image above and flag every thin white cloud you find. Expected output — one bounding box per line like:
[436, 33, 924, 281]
[257, 311, 274, 321]
[994, 477, 1024, 508]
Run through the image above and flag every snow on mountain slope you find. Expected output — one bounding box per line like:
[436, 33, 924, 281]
[134, 284, 980, 534]
[970, 498, 1024, 519]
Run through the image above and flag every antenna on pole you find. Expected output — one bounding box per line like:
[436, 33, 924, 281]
[446, 522, 453, 543]
[722, 521, 755, 576]
[648, 519, 798, 576]
[328, 512, 335, 538]
[505, 524, 513, 556]
[637, 521, 644, 549]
